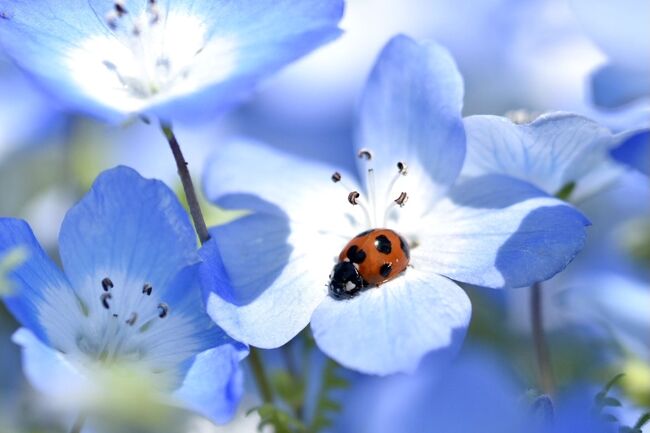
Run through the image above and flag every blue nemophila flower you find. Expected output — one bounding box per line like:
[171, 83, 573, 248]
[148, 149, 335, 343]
[200, 35, 589, 375]
[0, 0, 343, 123]
[463, 112, 623, 202]
[0, 166, 247, 423]
[570, 0, 650, 108]
[611, 129, 650, 176]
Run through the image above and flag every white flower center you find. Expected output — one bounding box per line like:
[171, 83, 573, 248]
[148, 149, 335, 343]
[67, 1, 237, 113]
[37, 274, 204, 382]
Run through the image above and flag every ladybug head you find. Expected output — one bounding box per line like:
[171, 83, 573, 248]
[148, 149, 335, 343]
[328, 261, 366, 300]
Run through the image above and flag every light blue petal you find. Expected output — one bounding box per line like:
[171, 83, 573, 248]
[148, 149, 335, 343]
[611, 129, 650, 175]
[203, 139, 356, 223]
[200, 211, 337, 348]
[416, 175, 590, 289]
[148, 0, 344, 122]
[173, 342, 248, 424]
[360, 351, 526, 433]
[58, 166, 199, 307]
[464, 113, 615, 197]
[591, 64, 650, 109]
[0, 218, 73, 343]
[358, 35, 465, 208]
[310, 270, 471, 375]
[12, 327, 88, 397]
[0, 0, 343, 121]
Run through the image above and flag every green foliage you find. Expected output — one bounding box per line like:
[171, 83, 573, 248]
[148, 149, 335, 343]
[248, 404, 307, 433]
[555, 181, 576, 201]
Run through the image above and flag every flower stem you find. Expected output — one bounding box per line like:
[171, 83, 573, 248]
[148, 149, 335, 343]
[531, 282, 555, 394]
[249, 347, 274, 404]
[160, 123, 210, 245]
[69, 413, 86, 433]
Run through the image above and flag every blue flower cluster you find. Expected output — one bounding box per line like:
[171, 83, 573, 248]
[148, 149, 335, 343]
[0, 0, 647, 432]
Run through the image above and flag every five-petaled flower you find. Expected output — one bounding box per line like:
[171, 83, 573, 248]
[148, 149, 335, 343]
[0, 0, 343, 122]
[199, 35, 591, 375]
[0, 166, 247, 424]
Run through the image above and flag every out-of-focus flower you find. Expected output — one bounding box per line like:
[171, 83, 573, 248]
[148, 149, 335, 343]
[564, 273, 650, 362]
[0, 53, 62, 162]
[570, 0, 650, 109]
[0, 166, 247, 425]
[611, 130, 650, 176]
[200, 35, 589, 375]
[0, 0, 343, 123]
[463, 112, 623, 202]
[0, 246, 26, 296]
[333, 349, 527, 433]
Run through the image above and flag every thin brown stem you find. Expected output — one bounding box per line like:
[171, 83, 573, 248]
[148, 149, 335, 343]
[160, 123, 210, 244]
[249, 347, 274, 403]
[531, 282, 555, 394]
[69, 413, 87, 433]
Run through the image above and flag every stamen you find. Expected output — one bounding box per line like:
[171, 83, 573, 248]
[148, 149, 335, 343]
[142, 283, 153, 296]
[101, 277, 114, 292]
[105, 11, 119, 30]
[395, 192, 409, 207]
[331, 172, 342, 183]
[348, 191, 360, 205]
[385, 161, 408, 201]
[114, 1, 128, 17]
[126, 312, 138, 326]
[101, 293, 112, 309]
[157, 303, 169, 318]
[367, 168, 377, 226]
[358, 149, 373, 161]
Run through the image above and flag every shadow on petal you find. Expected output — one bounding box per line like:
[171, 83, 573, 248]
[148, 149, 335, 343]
[203, 194, 292, 306]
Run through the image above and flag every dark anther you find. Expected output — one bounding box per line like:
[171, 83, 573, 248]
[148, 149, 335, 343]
[148, 0, 157, 4]
[397, 161, 408, 175]
[142, 283, 153, 296]
[395, 192, 408, 207]
[331, 172, 342, 183]
[101, 293, 112, 309]
[101, 277, 114, 292]
[357, 149, 373, 161]
[126, 312, 138, 326]
[113, 313, 119, 318]
[157, 303, 169, 318]
[114, 1, 128, 16]
[348, 191, 360, 205]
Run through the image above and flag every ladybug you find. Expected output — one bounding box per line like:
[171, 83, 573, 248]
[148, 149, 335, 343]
[328, 228, 410, 300]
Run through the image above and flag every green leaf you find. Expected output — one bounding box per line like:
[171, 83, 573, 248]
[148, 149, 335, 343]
[271, 370, 305, 409]
[247, 404, 307, 433]
[634, 413, 650, 429]
[555, 181, 576, 201]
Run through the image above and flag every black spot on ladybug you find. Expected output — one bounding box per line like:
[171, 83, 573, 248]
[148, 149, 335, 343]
[374, 235, 392, 254]
[399, 235, 410, 259]
[379, 263, 392, 278]
[355, 228, 375, 238]
[346, 245, 367, 264]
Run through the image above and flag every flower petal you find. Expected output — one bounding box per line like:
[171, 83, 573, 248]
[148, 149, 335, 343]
[310, 270, 471, 375]
[358, 35, 465, 211]
[0, 0, 343, 121]
[200, 210, 343, 348]
[148, 0, 344, 122]
[416, 175, 590, 289]
[12, 327, 88, 398]
[203, 140, 358, 227]
[611, 129, 650, 175]
[591, 64, 650, 109]
[0, 218, 73, 343]
[173, 342, 248, 424]
[463, 113, 617, 198]
[58, 166, 199, 310]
